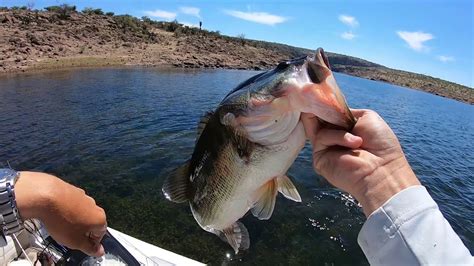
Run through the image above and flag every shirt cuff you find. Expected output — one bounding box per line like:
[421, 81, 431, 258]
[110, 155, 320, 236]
[357, 185, 437, 261]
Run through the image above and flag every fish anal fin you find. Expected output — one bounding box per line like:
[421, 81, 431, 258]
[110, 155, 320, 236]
[162, 162, 192, 203]
[277, 175, 302, 202]
[219, 222, 250, 254]
[196, 111, 213, 143]
[251, 179, 277, 220]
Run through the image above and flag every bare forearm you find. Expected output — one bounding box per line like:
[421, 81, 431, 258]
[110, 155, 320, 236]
[15, 171, 58, 220]
[14, 171, 106, 256]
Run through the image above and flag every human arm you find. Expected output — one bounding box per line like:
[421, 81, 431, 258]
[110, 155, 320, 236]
[301, 109, 473, 264]
[14, 171, 107, 257]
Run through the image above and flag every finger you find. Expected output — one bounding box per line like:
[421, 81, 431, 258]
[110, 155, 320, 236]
[350, 109, 371, 118]
[313, 148, 349, 177]
[95, 244, 105, 257]
[88, 222, 107, 243]
[313, 148, 359, 179]
[314, 129, 363, 153]
[90, 207, 107, 229]
[88, 230, 106, 241]
[80, 237, 105, 257]
[301, 112, 320, 146]
[86, 195, 96, 205]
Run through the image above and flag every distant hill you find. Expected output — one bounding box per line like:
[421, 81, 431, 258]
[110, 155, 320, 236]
[0, 6, 472, 104]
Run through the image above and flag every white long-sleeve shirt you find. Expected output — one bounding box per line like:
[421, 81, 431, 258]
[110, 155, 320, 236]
[358, 186, 473, 265]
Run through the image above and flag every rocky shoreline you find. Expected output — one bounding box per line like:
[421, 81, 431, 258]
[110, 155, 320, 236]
[1, 7, 472, 104]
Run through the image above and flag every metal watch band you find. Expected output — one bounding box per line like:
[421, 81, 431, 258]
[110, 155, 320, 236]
[0, 168, 23, 246]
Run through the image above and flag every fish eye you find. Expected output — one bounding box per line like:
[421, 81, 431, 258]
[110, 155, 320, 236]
[276, 61, 290, 70]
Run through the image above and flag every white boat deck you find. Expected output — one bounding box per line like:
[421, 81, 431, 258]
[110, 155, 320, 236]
[108, 228, 204, 266]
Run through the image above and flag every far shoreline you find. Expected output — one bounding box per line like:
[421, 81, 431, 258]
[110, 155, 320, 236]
[0, 8, 472, 104]
[1, 57, 472, 106]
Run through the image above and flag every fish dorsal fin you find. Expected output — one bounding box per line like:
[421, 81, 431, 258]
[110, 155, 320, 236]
[277, 175, 302, 202]
[196, 112, 213, 143]
[162, 162, 192, 203]
[251, 179, 278, 220]
[221, 222, 250, 254]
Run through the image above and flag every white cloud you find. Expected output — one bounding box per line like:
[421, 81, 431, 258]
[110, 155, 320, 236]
[396, 31, 434, 52]
[437, 55, 455, 62]
[341, 31, 356, 40]
[180, 21, 199, 28]
[338, 15, 359, 27]
[179, 6, 201, 18]
[143, 9, 176, 20]
[224, 10, 287, 26]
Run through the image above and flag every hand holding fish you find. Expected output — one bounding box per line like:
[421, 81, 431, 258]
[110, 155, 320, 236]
[161, 50, 472, 261]
[162, 48, 358, 253]
[302, 109, 421, 216]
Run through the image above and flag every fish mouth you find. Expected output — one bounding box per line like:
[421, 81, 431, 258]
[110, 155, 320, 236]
[302, 48, 356, 130]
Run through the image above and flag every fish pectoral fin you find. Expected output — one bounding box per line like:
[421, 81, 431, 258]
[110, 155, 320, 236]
[277, 175, 302, 202]
[251, 179, 278, 220]
[219, 222, 250, 254]
[161, 161, 191, 203]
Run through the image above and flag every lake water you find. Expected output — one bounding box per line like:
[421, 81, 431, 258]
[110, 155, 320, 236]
[0, 68, 472, 264]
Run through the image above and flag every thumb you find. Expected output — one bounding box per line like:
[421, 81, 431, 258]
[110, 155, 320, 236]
[313, 129, 363, 153]
[80, 237, 105, 257]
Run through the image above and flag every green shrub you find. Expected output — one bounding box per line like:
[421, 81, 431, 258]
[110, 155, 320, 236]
[45, 4, 76, 19]
[114, 15, 141, 31]
[44, 5, 60, 12]
[237, 33, 246, 45]
[105, 12, 114, 16]
[82, 7, 104, 15]
[45, 4, 75, 12]
[94, 8, 104, 15]
[166, 19, 180, 32]
[141, 16, 153, 24]
[112, 15, 156, 41]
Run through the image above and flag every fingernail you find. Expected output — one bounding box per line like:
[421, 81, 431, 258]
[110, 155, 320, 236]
[348, 134, 359, 142]
[91, 232, 102, 238]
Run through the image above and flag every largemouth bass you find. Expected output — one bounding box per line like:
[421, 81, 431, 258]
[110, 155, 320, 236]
[162, 48, 356, 253]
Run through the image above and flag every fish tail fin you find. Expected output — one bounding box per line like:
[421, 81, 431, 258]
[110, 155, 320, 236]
[218, 222, 250, 254]
[162, 162, 192, 203]
[277, 175, 302, 202]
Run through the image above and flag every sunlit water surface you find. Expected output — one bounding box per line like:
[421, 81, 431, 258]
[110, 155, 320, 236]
[0, 68, 472, 264]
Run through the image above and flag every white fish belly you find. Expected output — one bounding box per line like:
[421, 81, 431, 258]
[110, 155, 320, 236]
[209, 122, 306, 230]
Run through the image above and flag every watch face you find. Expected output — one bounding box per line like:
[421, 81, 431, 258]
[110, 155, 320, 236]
[0, 169, 18, 183]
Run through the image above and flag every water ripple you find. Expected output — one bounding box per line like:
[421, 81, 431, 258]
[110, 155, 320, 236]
[0, 69, 472, 263]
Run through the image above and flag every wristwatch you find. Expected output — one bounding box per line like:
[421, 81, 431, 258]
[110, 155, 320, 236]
[0, 168, 23, 246]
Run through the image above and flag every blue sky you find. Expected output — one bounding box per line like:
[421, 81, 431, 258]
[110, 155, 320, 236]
[3, 0, 473, 87]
